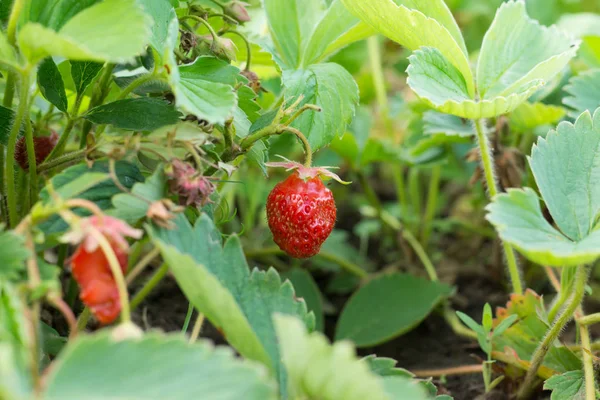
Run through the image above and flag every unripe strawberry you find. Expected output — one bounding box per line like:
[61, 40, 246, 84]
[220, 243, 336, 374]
[14, 131, 59, 170]
[266, 161, 347, 258]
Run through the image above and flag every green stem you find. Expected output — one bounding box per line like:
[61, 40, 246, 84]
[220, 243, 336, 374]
[130, 264, 169, 311]
[3, 73, 16, 108]
[76, 307, 91, 331]
[38, 149, 87, 173]
[6, 0, 25, 46]
[80, 63, 115, 148]
[548, 267, 575, 322]
[421, 165, 441, 246]
[393, 167, 408, 222]
[222, 30, 252, 70]
[277, 126, 312, 167]
[408, 168, 421, 225]
[179, 15, 219, 40]
[517, 265, 589, 400]
[181, 303, 194, 333]
[367, 36, 392, 136]
[48, 95, 84, 160]
[357, 171, 383, 211]
[24, 108, 38, 205]
[117, 73, 160, 100]
[189, 313, 205, 343]
[579, 320, 597, 400]
[244, 247, 368, 279]
[578, 313, 600, 326]
[6, 72, 30, 227]
[474, 118, 523, 295]
[402, 229, 438, 281]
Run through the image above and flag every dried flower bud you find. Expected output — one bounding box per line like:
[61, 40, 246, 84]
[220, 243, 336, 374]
[15, 131, 59, 170]
[241, 70, 261, 94]
[147, 199, 183, 229]
[166, 160, 216, 207]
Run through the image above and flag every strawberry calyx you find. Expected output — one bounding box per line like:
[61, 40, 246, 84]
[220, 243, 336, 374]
[266, 156, 350, 184]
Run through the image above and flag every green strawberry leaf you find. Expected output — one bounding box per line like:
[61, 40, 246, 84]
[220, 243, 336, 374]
[509, 102, 566, 131]
[83, 98, 180, 131]
[25, 0, 100, 31]
[0, 229, 31, 281]
[37, 160, 143, 237]
[544, 370, 585, 400]
[281, 268, 325, 332]
[18, 0, 152, 64]
[70, 60, 103, 95]
[109, 166, 166, 223]
[0, 282, 33, 400]
[138, 0, 177, 58]
[340, 0, 473, 97]
[476, 0, 579, 100]
[283, 62, 359, 150]
[487, 188, 600, 267]
[563, 70, 600, 119]
[150, 214, 315, 396]
[407, 47, 541, 118]
[42, 331, 277, 400]
[37, 58, 69, 113]
[335, 273, 452, 347]
[275, 314, 430, 400]
[530, 108, 600, 241]
[169, 56, 242, 125]
[262, 0, 325, 69]
[302, 0, 373, 66]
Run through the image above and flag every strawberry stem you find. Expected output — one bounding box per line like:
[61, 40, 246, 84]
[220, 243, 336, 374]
[277, 126, 312, 167]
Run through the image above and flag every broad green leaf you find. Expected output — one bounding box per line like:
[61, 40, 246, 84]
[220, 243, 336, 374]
[263, 0, 325, 68]
[70, 61, 102, 95]
[563, 70, 600, 118]
[42, 331, 277, 400]
[544, 371, 585, 400]
[275, 315, 429, 400]
[0, 31, 18, 70]
[37, 58, 68, 113]
[150, 214, 315, 394]
[407, 47, 541, 118]
[509, 102, 566, 131]
[138, 0, 177, 57]
[492, 290, 581, 375]
[282, 268, 324, 332]
[83, 98, 180, 131]
[557, 13, 600, 39]
[38, 161, 143, 236]
[529, 108, 600, 241]
[110, 167, 166, 223]
[302, 0, 373, 66]
[340, 0, 474, 96]
[0, 282, 32, 400]
[170, 56, 241, 125]
[152, 235, 272, 370]
[18, 0, 152, 64]
[283, 63, 359, 150]
[365, 356, 413, 377]
[477, 0, 578, 99]
[486, 188, 600, 267]
[335, 273, 452, 347]
[44, 172, 109, 203]
[0, 229, 30, 281]
[25, 0, 100, 30]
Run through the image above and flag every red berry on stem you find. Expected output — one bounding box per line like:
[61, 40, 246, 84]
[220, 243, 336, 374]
[71, 238, 128, 324]
[267, 171, 337, 258]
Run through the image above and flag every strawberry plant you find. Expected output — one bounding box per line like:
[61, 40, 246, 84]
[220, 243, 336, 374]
[1, 0, 600, 399]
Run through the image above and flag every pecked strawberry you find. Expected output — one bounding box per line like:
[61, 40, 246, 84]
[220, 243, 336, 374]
[266, 160, 347, 259]
[64, 216, 142, 325]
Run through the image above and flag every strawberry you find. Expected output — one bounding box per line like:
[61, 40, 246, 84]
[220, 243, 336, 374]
[71, 238, 128, 324]
[14, 131, 59, 170]
[266, 160, 347, 258]
[65, 216, 142, 325]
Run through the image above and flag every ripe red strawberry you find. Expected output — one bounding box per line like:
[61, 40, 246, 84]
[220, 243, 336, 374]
[71, 239, 127, 324]
[266, 161, 346, 258]
[14, 131, 59, 170]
